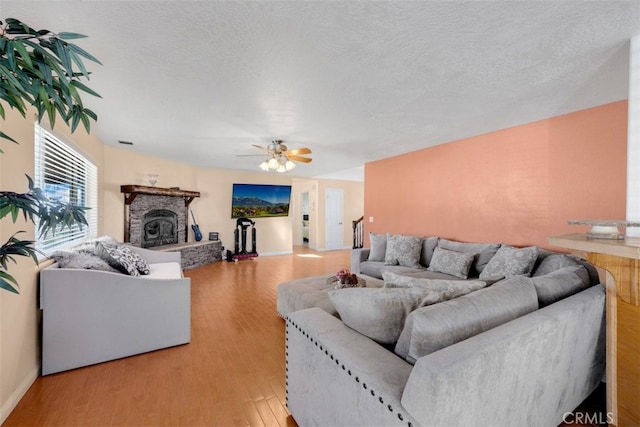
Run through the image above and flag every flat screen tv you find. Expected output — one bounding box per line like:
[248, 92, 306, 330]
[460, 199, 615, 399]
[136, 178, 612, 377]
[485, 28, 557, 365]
[231, 183, 292, 218]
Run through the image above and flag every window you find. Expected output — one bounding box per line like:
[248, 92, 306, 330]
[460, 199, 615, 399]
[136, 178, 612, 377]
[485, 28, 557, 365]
[34, 123, 98, 253]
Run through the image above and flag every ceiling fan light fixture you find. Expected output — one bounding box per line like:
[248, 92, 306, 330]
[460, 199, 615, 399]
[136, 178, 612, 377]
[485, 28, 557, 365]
[251, 140, 312, 173]
[267, 157, 280, 169]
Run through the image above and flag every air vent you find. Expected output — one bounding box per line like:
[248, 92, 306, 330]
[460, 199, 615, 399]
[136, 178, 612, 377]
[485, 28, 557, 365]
[118, 140, 134, 145]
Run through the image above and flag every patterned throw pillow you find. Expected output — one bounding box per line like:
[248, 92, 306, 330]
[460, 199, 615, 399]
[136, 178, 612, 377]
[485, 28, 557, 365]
[479, 245, 539, 280]
[384, 234, 423, 268]
[427, 247, 475, 279]
[121, 246, 151, 275]
[97, 243, 142, 276]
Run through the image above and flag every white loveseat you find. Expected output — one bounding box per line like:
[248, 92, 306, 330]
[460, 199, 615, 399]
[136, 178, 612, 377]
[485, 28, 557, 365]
[40, 246, 190, 375]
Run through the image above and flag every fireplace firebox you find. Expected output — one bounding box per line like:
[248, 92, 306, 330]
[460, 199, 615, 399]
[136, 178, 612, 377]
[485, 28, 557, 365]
[142, 209, 178, 248]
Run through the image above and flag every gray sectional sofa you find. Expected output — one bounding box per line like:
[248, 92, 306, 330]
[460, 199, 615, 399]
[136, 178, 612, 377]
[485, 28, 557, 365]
[280, 234, 606, 427]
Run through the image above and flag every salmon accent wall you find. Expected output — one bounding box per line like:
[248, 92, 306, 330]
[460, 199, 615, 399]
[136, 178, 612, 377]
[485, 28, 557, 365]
[364, 101, 628, 249]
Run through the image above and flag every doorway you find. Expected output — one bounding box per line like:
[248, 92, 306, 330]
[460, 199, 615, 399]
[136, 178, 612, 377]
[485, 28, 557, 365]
[325, 188, 344, 250]
[301, 192, 309, 246]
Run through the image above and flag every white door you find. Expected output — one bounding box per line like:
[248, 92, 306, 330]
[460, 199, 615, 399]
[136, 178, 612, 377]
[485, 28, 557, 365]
[325, 188, 344, 250]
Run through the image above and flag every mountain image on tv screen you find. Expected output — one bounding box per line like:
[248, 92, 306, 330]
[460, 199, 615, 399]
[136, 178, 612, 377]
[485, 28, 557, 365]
[231, 183, 292, 218]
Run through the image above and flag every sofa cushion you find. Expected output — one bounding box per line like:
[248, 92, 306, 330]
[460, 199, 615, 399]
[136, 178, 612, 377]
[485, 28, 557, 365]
[277, 275, 339, 317]
[437, 239, 501, 276]
[394, 275, 539, 363]
[384, 234, 424, 268]
[427, 247, 475, 279]
[382, 271, 488, 305]
[419, 236, 440, 267]
[533, 251, 600, 286]
[145, 262, 183, 279]
[368, 232, 387, 262]
[328, 287, 431, 345]
[531, 265, 591, 307]
[479, 245, 539, 280]
[397, 269, 466, 281]
[360, 262, 422, 279]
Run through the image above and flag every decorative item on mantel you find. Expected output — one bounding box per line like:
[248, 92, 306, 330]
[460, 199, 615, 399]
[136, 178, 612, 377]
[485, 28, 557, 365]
[568, 219, 640, 239]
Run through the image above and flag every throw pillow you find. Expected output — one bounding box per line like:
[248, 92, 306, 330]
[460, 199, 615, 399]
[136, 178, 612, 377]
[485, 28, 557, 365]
[532, 253, 580, 277]
[96, 243, 141, 276]
[427, 247, 475, 279]
[479, 245, 539, 280]
[50, 250, 121, 273]
[328, 287, 431, 345]
[419, 236, 439, 268]
[437, 239, 501, 276]
[531, 265, 591, 307]
[394, 276, 539, 363]
[383, 234, 423, 268]
[382, 271, 488, 305]
[72, 235, 119, 254]
[368, 232, 387, 262]
[122, 246, 151, 275]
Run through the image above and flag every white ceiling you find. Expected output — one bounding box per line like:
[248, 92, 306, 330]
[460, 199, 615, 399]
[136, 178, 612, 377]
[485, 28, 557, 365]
[3, 1, 640, 181]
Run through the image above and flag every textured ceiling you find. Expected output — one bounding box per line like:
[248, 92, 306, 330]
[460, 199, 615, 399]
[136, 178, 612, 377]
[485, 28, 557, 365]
[2, 1, 640, 181]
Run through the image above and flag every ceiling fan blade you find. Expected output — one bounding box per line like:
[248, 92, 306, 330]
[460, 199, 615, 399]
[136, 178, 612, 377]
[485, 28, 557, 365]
[287, 155, 312, 163]
[286, 148, 311, 155]
[252, 144, 272, 154]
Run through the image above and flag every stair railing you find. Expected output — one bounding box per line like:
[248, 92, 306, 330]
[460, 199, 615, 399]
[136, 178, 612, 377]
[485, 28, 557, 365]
[352, 216, 364, 249]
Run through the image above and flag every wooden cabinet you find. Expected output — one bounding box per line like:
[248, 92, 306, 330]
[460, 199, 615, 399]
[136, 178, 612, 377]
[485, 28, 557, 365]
[549, 234, 640, 426]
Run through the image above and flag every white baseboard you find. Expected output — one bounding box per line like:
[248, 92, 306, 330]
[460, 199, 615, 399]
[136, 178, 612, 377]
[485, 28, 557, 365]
[313, 246, 352, 252]
[0, 365, 39, 424]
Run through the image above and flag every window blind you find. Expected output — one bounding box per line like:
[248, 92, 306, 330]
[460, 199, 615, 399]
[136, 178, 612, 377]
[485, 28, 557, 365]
[34, 123, 98, 253]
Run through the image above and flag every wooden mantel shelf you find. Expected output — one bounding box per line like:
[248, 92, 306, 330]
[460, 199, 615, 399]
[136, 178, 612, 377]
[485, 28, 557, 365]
[120, 185, 200, 205]
[549, 233, 640, 426]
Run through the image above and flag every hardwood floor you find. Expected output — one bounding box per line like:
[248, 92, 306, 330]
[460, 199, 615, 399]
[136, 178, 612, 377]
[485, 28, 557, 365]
[4, 246, 351, 427]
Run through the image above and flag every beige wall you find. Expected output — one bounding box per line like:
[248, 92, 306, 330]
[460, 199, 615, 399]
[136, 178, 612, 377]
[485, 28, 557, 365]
[0, 109, 105, 423]
[195, 167, 295, 255]
[1, 113, 364, 422]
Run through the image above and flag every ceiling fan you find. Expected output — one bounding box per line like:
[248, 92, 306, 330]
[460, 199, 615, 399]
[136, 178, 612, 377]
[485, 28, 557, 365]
[243, 140, 312, 172]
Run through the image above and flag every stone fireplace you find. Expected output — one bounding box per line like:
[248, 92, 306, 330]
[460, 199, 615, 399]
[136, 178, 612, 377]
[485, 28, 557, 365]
[121, 185, 200, 248]
[120, 185, 223, 269]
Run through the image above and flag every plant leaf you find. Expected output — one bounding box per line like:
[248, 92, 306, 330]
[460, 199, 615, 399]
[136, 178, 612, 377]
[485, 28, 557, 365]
[57, 32, 87, 40]
[0, 271, 20, 294]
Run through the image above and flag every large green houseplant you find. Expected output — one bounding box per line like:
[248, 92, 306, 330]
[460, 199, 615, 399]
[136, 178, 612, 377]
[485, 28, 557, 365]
[0, 18, 102, 293]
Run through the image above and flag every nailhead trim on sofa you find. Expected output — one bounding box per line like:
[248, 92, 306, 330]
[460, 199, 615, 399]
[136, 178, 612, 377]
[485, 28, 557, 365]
[285, 316, 414, 426]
